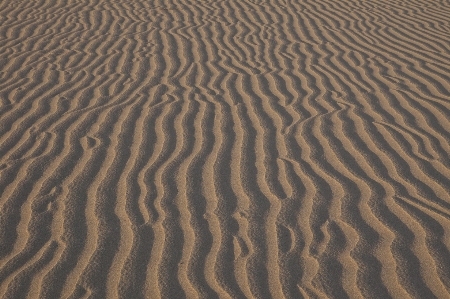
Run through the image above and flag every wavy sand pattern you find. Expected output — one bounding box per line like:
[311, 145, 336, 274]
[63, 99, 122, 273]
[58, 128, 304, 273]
[0, 0, 450, 298]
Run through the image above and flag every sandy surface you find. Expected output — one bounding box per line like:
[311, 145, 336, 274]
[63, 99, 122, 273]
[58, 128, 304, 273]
[0, 0, 450, 298]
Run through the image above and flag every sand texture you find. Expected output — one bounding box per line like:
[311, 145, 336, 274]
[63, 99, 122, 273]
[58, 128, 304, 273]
[1, 0, 450, 298]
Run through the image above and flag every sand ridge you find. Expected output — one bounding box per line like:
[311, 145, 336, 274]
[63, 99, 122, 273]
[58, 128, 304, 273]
[0, 0, 450, 298]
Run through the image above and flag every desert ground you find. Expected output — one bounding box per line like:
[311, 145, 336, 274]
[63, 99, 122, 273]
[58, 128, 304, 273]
[0, 0, 450, 298]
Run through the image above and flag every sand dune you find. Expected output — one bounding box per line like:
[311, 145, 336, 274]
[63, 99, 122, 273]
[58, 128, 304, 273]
[0, 0, 450, 298]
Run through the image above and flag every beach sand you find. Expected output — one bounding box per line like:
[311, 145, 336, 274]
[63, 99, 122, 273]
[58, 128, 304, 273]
[0, 0, 450, 298]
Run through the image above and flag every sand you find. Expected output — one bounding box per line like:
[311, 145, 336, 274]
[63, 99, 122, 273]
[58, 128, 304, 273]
[0, 0, 449, 298]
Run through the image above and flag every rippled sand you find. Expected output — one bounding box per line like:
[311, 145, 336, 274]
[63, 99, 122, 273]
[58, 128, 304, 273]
[0, 0, 450, 298]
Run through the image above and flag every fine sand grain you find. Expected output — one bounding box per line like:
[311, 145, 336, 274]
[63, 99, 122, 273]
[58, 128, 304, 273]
[0, 0, 450, 298]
